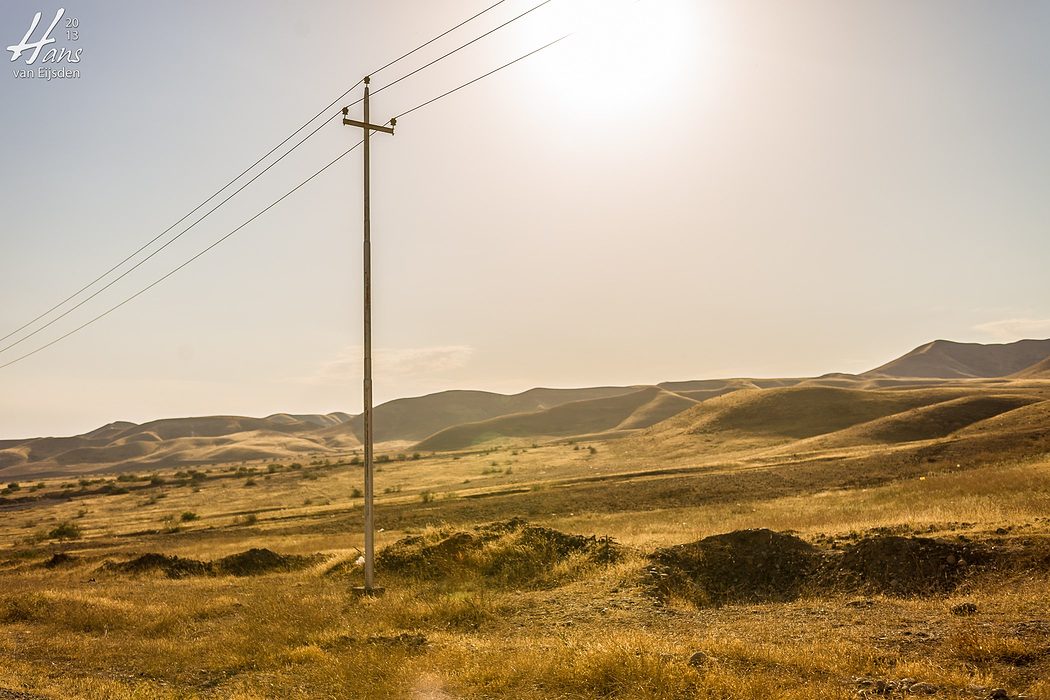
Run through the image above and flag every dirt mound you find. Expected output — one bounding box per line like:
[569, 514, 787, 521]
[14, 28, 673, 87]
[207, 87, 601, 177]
[827, 535, 986, 595]
[215, 548, 323, 576]
[99, 548, 325, 579]
[648, 529, 819, 606]
[41, 552, 79, 569]
[378, 518, 621, 587]
[101, 553, 213, 579]
[649, 529, 1003, 606]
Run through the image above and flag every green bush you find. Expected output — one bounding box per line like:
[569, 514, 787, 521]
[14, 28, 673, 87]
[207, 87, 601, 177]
[48, 522, 82, 540]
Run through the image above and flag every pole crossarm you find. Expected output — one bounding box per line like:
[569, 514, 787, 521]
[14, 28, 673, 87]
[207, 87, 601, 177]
[341, 117, 395, 135]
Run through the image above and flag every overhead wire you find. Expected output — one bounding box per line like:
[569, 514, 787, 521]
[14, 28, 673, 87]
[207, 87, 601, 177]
[1, 2, 616, 370]
[0, 0, 513, 347]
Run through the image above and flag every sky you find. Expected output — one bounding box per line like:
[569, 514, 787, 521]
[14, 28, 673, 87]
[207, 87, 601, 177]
[2, 0, 1050, 439]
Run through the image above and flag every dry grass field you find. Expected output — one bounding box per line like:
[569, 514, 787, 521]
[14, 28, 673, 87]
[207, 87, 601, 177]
[2, 376, 1050, 699]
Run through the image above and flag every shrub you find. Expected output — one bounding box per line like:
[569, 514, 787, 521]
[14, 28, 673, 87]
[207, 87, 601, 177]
[350, 456, 361, 465]
[351, 487, 363, 499]
[48, 522, 82, 540]
[412, 453, 421, 460]
[180, 511, 199, 522]
[244, 479, 257, 487]
[420, 491, 435, 504]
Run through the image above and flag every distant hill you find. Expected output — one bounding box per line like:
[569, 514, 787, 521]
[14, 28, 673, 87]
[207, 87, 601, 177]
[1013, 356, 1050, 379]
[6, 335, 1050, 478]
[415, 387, 698, 451]
[0, 413, 356, 477]
[864, 339, 1050, 379]
[347, 387, 639, 443]
[615, 383, 1050, 468]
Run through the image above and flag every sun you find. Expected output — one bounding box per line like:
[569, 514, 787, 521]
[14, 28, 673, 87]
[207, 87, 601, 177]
[512, 0, 718, 121]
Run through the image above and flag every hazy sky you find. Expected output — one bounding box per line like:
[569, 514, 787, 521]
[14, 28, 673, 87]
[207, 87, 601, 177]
[2, 0, 1049, 438]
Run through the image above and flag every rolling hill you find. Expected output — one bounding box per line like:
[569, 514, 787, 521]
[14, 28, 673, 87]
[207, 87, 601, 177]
[5, 337, 1050, 478]
[346, 386, 639, 442]
[1013, 356, 1050, 379]
[414, 386, 699, 451]
[865, 338, 1050, 379]
[0, 413, 357, 477]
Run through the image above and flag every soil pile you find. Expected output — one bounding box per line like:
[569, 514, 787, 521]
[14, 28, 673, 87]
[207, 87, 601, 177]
[650, 530, 1007, 606]
[99, 548, 325, 579]
[378, 518, 621, 587]
[827, 535, 986, 595]
[648, 529, 819, 606]
[41, 552, 79, 569]
[215, 548, 324, 576]
[101, 553, 213, 579]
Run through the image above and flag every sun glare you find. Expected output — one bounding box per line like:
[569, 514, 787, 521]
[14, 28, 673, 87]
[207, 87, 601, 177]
[516, 0, 713, 119]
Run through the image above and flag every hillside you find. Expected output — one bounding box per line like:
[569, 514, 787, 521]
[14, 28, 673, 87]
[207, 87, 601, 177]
[0, 413, 357, 478]
[6, 336, 1050, 478]
[346, 386, 638, 442]
[1014, 355, 1050, 379]
[865, 338, 1050, 379]
[415, 387, 699, 451]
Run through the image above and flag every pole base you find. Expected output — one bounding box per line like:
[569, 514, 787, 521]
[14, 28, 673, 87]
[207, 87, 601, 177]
[351, 586, 386, 598]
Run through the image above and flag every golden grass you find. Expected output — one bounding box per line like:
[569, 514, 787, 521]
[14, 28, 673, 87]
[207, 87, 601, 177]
[2, 390, 1050, 698]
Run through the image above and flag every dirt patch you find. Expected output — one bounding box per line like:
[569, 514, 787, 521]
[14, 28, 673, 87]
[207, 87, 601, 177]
[649, 530, 1022, 606]
[826, 535, 987, 595]
[41, 552, 78, 569]
[98, 548, 326, 579]
[648, 529, 820, 606]
[215, 548, 324, 576]
[100, 553, 213, 579]
[378, 518, 621, 587]
[0, 689, 51, 700]
[324, 632, 428, 651]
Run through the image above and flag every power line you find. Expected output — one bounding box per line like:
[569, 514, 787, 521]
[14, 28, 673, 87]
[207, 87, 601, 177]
[0, 113, 339, 357]
[0, 17, 582, 371]
[0, 141, 365, 371]
[368, 0, 511, 78]
[369, 0, 553, 101]
[396, 34, 569, 121]
[0, 0, 511, 347]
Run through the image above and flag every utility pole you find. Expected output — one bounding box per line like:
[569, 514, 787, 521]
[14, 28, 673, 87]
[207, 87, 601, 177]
[343, 76, 394, 595]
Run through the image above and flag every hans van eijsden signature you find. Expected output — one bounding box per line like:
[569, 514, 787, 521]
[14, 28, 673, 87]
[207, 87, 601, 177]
[8, 8, 83, 81]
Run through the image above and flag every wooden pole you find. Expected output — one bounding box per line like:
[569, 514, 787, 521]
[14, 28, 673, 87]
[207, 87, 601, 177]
[362, 77, 375, 592]
[342, 77, 393, 595]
